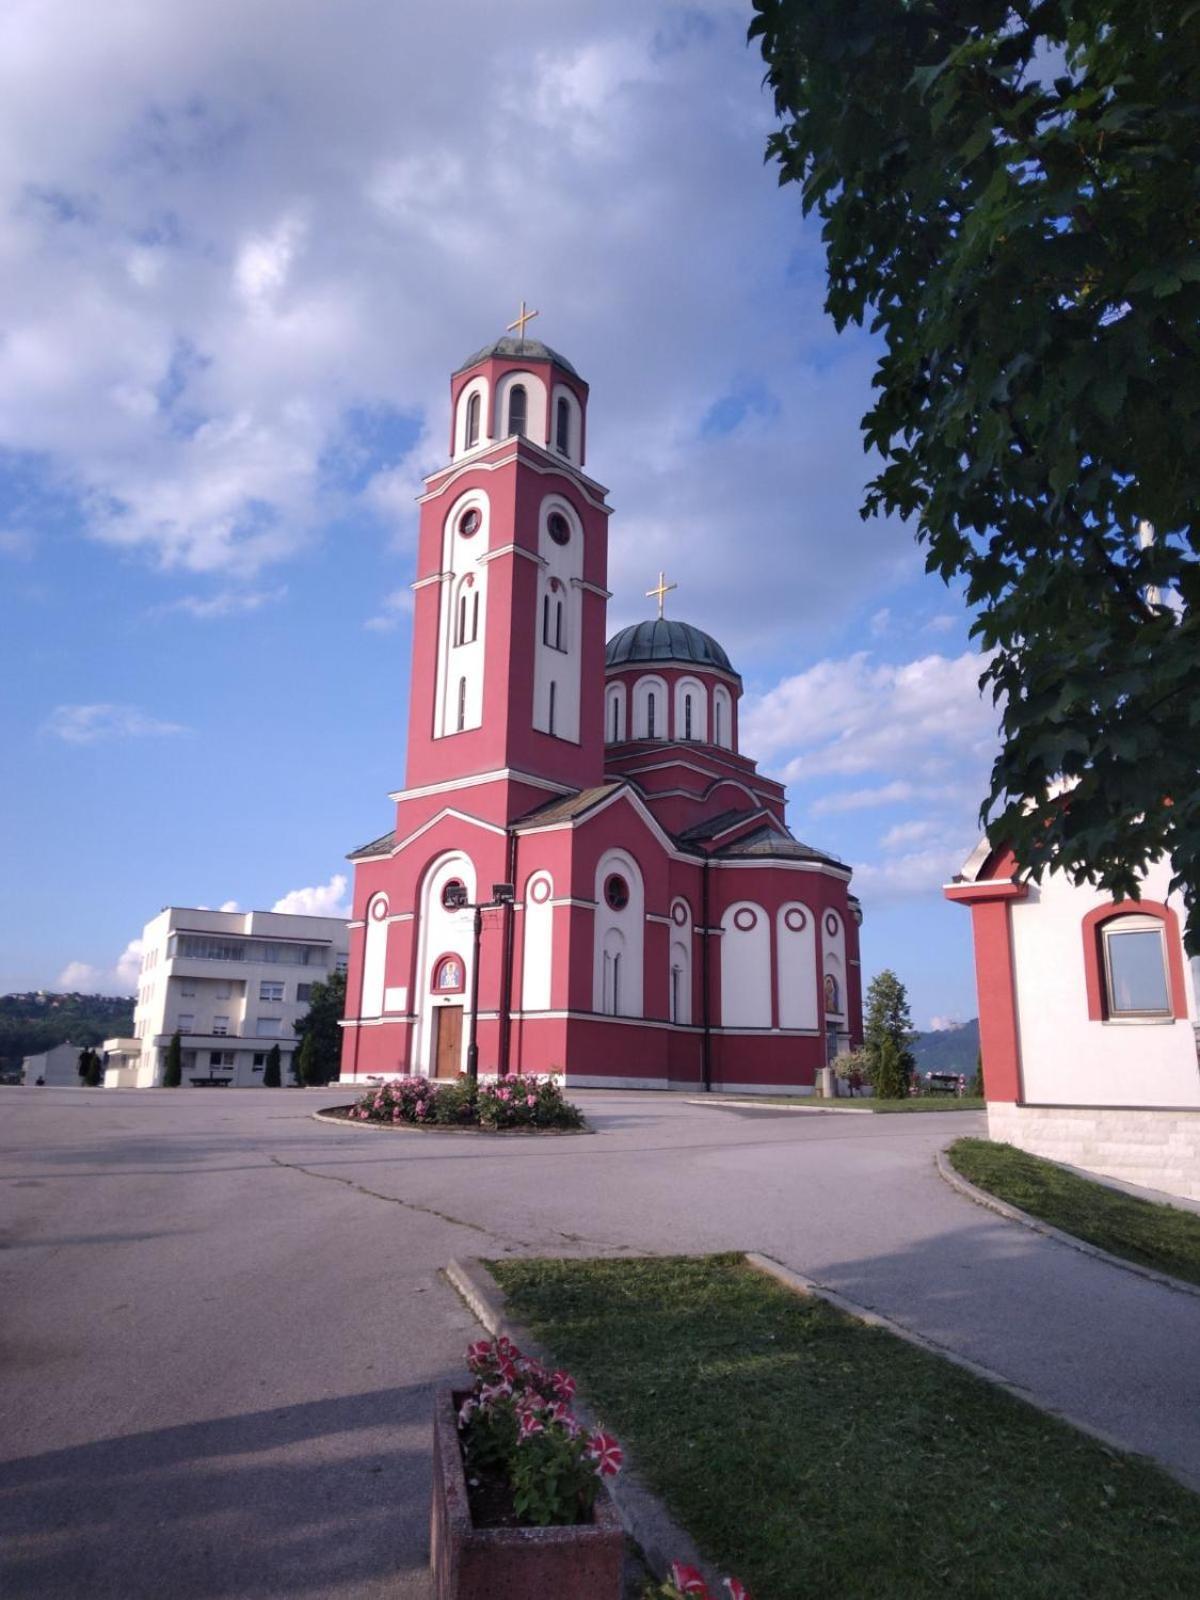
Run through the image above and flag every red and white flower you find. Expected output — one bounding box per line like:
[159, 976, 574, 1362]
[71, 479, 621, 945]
[587, 1430, 623, 1477]
[723, 1580, 751, 1600]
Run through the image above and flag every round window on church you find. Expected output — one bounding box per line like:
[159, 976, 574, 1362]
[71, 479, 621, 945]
[604, 874, 630, 911]
[547, 511, 571, 547]
[458, 508, 481, 539]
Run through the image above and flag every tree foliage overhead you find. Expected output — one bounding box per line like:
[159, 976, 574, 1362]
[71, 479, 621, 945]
[752, 0, 1200, 942]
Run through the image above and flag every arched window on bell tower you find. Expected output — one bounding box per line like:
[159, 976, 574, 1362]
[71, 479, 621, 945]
[556, 397, 570, 454]
[465, 392, 481, 449]
[508, 385, 527, 438]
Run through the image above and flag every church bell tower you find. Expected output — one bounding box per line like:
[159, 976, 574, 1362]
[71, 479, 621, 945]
[402, 309, 612, 804]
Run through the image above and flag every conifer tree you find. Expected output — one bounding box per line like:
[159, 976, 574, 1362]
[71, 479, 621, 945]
[874, 1035, 906, 1102]
[863, 969, 916, 1095]
[162, 1031, 182, 1088]
[263, 1042, 282, 1088]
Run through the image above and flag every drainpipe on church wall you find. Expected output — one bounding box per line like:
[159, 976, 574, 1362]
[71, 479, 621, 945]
[499, 826, 518, 1077]
[700, 855, 712, 1093]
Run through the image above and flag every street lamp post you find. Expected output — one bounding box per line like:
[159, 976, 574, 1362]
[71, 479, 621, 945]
[443, 881, 514, 1083]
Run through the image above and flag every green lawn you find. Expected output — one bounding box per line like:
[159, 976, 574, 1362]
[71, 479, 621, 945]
[948, 1137, 1200, 1289]
[490, 1253, 1200, 1599]
[711, 1094, 986, 1113]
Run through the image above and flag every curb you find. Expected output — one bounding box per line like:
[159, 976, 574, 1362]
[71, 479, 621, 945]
[743, 1251, 1200, 1497]
[444, 1257, 721, 1593]
[685, 1098, 874, 1115]
[310, 1108, 594, 1136]
[934, 1148, 1200, 1302]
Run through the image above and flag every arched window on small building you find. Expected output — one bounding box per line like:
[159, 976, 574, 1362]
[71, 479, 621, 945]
[456, 677, 467, 733]
[508, 385, 527, 438]
[465, 392, 481, 449]
[647, 692, 657, 739]
[684, 693, 694, 740]
[556, 396, 570, 454]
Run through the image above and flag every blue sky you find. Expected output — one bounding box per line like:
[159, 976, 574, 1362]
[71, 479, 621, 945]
[0, 1, 997, 1027]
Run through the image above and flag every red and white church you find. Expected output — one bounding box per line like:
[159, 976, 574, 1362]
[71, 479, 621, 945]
[338, 322, 863, 1092]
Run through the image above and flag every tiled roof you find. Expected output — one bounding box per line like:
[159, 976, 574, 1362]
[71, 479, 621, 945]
[455, 335, 580, 378]
[605, 618, 738, 677]
[346, 829, 396, 861]
[514, 783, 625, 830]
[677, 807, 768, 844]
[716, 825, 846, 868]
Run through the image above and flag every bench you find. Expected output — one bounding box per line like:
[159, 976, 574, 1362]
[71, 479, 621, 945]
[190, 1076, 233, 1088]
[924, 1072, 964, 1096]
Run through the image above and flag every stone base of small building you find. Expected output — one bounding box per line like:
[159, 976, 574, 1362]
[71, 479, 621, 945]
[989, 1101, 1200, 1203]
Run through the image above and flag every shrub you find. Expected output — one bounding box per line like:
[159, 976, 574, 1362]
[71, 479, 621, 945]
[348, 1072, 584, 1130]
[873, 1036, 906, 1101]
[162, 1031, 182, 1088]
[458, 1335, 621, 1526]
[262, 1043, 281, 1088]
[477, 1072, 583, 1130]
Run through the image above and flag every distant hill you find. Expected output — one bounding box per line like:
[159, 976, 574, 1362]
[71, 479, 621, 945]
[0, 992, 135, 1078]
[911, 1018, 980, 1076]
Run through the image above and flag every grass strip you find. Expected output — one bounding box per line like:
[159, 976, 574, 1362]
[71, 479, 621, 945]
[948, 1137, 1200, 1289]
[489, 1253, 1200, 1599]
[714, 1095, 986, 1112]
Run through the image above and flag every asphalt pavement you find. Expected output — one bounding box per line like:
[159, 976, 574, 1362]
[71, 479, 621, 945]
[3, 1086, 1199, 1598]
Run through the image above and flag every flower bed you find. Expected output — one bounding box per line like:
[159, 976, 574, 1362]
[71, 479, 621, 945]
[340, 1072, 584, 1131]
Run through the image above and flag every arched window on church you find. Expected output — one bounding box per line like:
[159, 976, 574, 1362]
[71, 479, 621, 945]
[466, 392, 481, 449]
[508, 385, 527, 438]
[611, 696, 620, 742]
[548, 681, 557, 737]
[714, 699, 722, 746]
[647, 692, 656, 739]
[670, 964, 681, 1023]
[603, 949, 622, 1014]
[556, 396, 570, 455]
[456, 586, 479, 647]
[456, 677, 467, 733]
[824, 973, 841, 1015]
[684, 694, 694, 740]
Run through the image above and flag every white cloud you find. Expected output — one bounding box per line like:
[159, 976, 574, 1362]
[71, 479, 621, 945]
[881, 818, 941, 850]
[869, 607, 891, 637]
[0, 0, 924, 652]
[218, 899, 240, 912]
[364, 587, 413, 632]
[0, 527, 34, 558]
[923, 613, 957, 634]
[811, 781, 916, 816]
[57, 960, 101, 990]
[272, 873, 350, 918]
[43, 703, 188, 743]
[852, 843, 974, 906]
[160, 586, 285, 620]
[57, 936, 144, 996]
[742, 650, 997, 783]
[928, 1015, 963, 1032]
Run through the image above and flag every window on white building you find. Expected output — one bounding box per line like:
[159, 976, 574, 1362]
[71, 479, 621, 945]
[177, 1014, 194, 1032]
[256, 1017, 283, 1037]
[253, 1053, 266, 1069]
[260, 981, 284, 1003]
[1102, 917, 1172, 1018]
[209, 1051, 234, 1069]
[179, 983, 196, 997]
[213, 1016, 230, 1036]
[296, 984, 313, 1003]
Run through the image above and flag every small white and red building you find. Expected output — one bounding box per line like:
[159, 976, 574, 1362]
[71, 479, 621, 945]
[339, 329, 862, 1092]
[946, 840, 1200, 1201]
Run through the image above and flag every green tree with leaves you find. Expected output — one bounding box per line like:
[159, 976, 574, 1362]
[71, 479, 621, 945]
[162, 1031, 182, 1088]
[263, 1042, 282, 1088]
[874, 1035, 907, 1101]
[753, 0, 1200, 945]
[292, 969, 346, 1087]
[863, 969, 917, 1094]
[77, 1047, 103, 1087]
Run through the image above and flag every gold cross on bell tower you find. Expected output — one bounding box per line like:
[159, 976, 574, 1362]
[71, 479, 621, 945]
[507, 300, 540, 342]
[646, 570, 677, 620]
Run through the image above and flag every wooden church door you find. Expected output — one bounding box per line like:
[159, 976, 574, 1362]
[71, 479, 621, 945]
[433, 1005, 463, 1079]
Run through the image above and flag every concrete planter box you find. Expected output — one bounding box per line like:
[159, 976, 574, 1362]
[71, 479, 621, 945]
[430, 1387, 624, 1599]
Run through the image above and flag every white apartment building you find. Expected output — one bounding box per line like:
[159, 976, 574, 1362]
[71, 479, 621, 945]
[132, 907, 350, 1088]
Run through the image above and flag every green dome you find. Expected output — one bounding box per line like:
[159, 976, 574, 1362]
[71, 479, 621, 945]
[455, 335, 580, 378]
[605, 619, 738, 678]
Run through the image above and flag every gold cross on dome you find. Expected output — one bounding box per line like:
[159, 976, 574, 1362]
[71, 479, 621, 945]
[646, 570, 677, 620]
[507, 300, 540, 342]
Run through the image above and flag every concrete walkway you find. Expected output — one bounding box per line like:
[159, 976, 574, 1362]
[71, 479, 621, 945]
[3, 1086, 1199, 1597]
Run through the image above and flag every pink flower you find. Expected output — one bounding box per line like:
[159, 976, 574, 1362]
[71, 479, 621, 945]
[670, 1565, 709, 1597]
[517, 1411, 544, 1440]
[457, 1398, 478, 1427]
[724, 1582, 751, 1600]
[587, 1430, 623, 1478]
[497, 1087, 511, 1102]
[466, 1339, 493, 1366]
[551, 1370, 576, 1401]
[525, 1094, 537, 1107]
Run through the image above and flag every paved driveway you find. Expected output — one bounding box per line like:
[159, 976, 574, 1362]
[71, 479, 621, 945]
[3, 1087, 1199, 1598]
